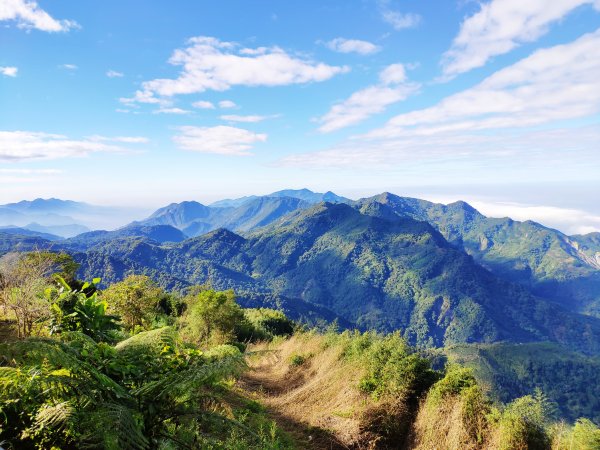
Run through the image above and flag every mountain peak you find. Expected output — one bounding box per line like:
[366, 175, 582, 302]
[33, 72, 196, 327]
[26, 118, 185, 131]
[446, 200, 478, 213]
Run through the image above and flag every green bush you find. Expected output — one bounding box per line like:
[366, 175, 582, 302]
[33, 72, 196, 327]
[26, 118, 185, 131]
[495, 390, 554, 450]
[289, 353, 307, 367]
[244, 308, 295, 340]
[102, 275, 166, 331]
[551, 418, 600, 450]
[346, 332, 439, 400]
[179, 289, 253, 346]
[428, 365, 477, 404]
[47, 276, 120, 342]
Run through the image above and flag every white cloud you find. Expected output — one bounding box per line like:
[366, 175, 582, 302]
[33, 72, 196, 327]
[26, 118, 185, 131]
[0, 168, 62, 184]
[106, 70, 124, 78]
[0, 168, 62, 174]
[0, 66, 18, 77]
[378, 63, 406, 84]
[0, 0, 79, 32]
[120, 90, 170, 106]
[60, 64, 77, 70]
[192, 100, 215, 109]
[369, 29, 600, 140]
[279, 124, 600, 170]
[218, 100, 237, 109]
[378, 0, 421, 30]
[173, 125, 267, 156]
[153, 107, 191, 115]
[0, 131, 133, 161]
[220, 114, 276, 123]
[325, 38, 380, 55]
[468, 200, 600, 235]
[282, 32, 600, 169]
[316, 63, 419, 133]
[123, 36, 349, 104]
[442, 0, 599, 77]
[111, 136, 148, 143]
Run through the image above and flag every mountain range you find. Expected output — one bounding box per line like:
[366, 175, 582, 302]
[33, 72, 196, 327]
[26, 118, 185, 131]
[0, 198, 151, 237]
[1, 190, 600, 356]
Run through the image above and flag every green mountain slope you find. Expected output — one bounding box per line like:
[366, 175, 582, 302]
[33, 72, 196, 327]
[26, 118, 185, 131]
[74, 203, 600, 354]
[445, 342, 600, 422]
[356, 193, 600, 318]
[137, 189, 347, 237]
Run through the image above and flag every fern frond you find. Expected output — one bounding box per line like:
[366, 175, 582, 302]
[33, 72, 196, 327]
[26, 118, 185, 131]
[0, 366, 23, 389]
[0, 338, 130, 401]
[33, 401, 75, 431]
[133, 354, 243, 399]
[79, 402, 148, 450]
[115, 326, 177, 355]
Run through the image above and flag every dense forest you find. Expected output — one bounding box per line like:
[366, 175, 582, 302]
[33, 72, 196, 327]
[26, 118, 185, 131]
[1, 251, 599, 449]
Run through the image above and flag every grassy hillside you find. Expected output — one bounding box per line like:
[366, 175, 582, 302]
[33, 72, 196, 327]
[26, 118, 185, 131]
[243, 331, 600, 449]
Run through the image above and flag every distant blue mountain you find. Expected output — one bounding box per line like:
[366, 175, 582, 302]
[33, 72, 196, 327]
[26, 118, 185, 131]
[3, 198, 91, 214]
[25, 222, 90, 238]
[210, 195, 259, 208]
[220, 196, 310, 232]
[267, 188, 349, 204]
[0, 198, 150, 236]
[0, 226, 63, 241]
[64, 224, 188, 251]
[143, 189, 348, 236]
[210, 188, 348, 208]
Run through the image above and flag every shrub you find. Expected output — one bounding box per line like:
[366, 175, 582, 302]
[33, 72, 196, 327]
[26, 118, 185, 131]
[551, 418, 600, 449]
[289, 353, 307, 367]
[102, 275, 165, 331]
[244, 308, 295, 339]
[178, 289, 252, 346]
[495, 390, 555, 450]
[350, 332, 439, 400]
[427, 365, 477, 404]
[47, 276, 120, 342]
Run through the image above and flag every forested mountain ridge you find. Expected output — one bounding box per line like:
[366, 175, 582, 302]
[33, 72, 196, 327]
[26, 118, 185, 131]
[3, 194, 600, 441]
[355, 193, 600, 318]
[2, 192, 600, 353]
[69, 202, 600, 354]
[209, 188, 349, 208]
[134, 188, 349, 237]
[443, 342, 600, 423]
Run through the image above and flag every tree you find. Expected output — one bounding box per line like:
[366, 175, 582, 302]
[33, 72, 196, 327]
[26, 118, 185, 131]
[179, 289, 249, 346]
[101, 275, 164, 331]
[0, 252, 55, 338]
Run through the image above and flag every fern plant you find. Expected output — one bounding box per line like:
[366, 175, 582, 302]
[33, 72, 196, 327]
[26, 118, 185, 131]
[0, 327, 244, 449]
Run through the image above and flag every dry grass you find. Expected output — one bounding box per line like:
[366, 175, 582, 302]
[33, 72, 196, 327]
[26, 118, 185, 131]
[239, 333, 571, 450]
[240, 333, 391, 449]
[412, 395, 487, 450]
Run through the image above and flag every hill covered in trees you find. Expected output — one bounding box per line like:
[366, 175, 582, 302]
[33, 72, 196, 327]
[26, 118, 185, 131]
[2, 191, 600, 444]
[66, 202, 600, 355]
[2, 197, 600, 353]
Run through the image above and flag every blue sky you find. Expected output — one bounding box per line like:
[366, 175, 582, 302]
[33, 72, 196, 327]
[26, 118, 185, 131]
[1, 0, 599, 234]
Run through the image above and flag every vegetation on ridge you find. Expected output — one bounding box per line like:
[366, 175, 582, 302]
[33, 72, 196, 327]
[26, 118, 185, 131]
[1, 249, 599, 449]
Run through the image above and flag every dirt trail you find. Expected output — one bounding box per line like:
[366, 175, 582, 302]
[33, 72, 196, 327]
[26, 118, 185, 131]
[239, 348, 351, 450]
